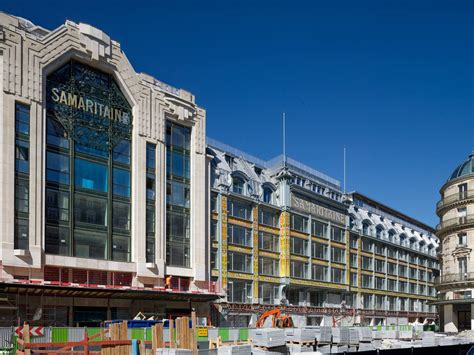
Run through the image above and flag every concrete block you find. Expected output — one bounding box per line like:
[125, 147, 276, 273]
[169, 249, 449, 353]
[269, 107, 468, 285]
[218, 344, 252, 355]
[331, 327, 340, 343]
[319, 327, 332, 344]
[156, 349, 193, 355]
[250, 329, 286, 347]
[285, 328, 316, 342]
[251, 345, 287, 354]
[286, 343, 314, 352]
[357, 342, 374, 352]
[316, 344, 331, 353]
[358, 327, 372, 342]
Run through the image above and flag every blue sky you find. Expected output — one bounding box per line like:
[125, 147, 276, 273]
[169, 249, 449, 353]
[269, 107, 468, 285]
[3, 0, 473, 226]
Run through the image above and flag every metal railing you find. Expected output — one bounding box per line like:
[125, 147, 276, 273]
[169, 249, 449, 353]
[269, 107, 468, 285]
[436, 216, 474, 232]
[437, 190, 474, 211]
[434, 272, 474, 284]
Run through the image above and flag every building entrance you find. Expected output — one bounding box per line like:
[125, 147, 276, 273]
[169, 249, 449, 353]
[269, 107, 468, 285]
[458, 311, 471, 331]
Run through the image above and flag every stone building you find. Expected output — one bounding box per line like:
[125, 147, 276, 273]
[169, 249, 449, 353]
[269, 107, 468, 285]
[207, 139, 439, 327]
[0, 12, 217, 326]
[436, 153, 474, 332]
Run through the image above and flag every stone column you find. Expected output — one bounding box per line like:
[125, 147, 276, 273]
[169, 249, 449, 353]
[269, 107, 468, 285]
[443, 304, 457, 333]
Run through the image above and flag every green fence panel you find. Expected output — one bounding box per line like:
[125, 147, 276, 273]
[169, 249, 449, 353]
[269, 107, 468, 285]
[218, 328, 230, 342]
[87, 328, 102, 342]
[52, 328, 69, 343]
[132, 328, 145, 341]
[239, 328, 249, 341]
[146, 328, 152, 341]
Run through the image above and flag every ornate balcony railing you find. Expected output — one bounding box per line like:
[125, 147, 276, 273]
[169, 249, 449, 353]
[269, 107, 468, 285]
[436, 216, 474, 234]
[437, 190, 474, 213]
[434, 272, 474, 285]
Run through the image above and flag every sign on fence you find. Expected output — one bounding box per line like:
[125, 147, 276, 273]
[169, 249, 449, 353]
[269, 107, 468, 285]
[15, 326, 44, 337]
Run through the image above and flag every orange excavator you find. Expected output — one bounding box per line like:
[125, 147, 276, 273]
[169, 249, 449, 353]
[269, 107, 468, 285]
[256, 308, 294, 328]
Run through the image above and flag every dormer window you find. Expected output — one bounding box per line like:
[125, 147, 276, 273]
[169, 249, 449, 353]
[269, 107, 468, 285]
[263, 187, 273, 204]
[232, 176, 244, 194]
[225, 155, 234, 169]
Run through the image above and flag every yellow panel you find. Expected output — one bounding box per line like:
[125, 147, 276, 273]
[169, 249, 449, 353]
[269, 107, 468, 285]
[280, 211, 290, 277]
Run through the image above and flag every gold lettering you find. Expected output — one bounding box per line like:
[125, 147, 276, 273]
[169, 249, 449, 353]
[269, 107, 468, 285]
[59, 90, 68, 105]
[77, 97, 85, 110]
[67, 92, 77, 108]
[97, 103, 104, 116]
[85, 99, 94, 113]
[103, 106, 110, 119]
[51, 87, 60, 102]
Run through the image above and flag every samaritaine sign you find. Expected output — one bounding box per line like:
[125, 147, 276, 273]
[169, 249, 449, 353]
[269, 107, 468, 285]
[291, 194, 346, 225]
[46, 60, 133, 151]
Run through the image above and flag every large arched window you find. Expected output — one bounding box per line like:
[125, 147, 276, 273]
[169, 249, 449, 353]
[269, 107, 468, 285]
[262, 186, 273, 204]
[45, 60, 132, 262]
[232, 176, 245, 194]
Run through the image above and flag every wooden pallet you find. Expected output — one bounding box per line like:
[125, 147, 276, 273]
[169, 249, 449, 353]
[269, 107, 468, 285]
[287, 340, 316, 346]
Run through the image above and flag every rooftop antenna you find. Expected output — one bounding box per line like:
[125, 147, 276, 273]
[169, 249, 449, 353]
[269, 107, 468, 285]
[283, 112, 286, 166]
[343, 146, 347, 194]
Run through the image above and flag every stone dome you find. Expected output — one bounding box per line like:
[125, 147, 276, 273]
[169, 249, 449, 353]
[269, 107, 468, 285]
[448, 153, 474, 182]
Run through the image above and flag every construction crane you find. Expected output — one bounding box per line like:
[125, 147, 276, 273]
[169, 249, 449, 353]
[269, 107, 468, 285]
[256, 308, 294, 328]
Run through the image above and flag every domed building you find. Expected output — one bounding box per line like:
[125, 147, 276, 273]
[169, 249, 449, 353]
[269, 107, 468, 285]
[436, 153, 474, 332]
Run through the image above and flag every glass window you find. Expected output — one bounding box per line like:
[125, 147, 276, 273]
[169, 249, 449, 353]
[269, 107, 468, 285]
[362, 274, 373, 288]
[45, 225, 69, 256]
[227, 280, 252, 304]
[228, 252, 252, 273]
[113, 167, 131, 197]
[146, 143, 156, 169]
[14, 218, 29, 249]
[263, 187, 273, 203]
[146, 205, 155, 235]
[291, 214, 308, 233]
[350, 253, 358, 268]
[74, 194, 107, 226]
[15, 178, 29, 213]
[147, 237, 156, 263]
[259, 257, 279, 276]
[232, 177, 244, 194]
[375, 259, 385, 273]
[259, 232, 279, 252]
[291, 237, 308, 255]
[361, 256, 373, 270]
[331, 226, 345, 243]
[15, 103, 30, 135]
[227, 199, 252, 220]
[112, 235, 130, 262]
[74, 158, 107, 192]
[291, 260, 308, 278]
[259, 209, 279, 227]
[331, 268, 345, 283]
[146, 173, 156, 200]
[172, 151, 184, 177]
[166, 240, 190, 268]
[331, 247, 345, 263]
[351, 272, 358, 287]
[46, 117, 69, 148]
[46, 189, 69, 222]
[74, 229, 107, 260]
[113, 140, 131, 165]
[312, 220, 328, 238]
[15, 139, 29, 173]
[227, 224, 252, 247]
[47, 151, 70, 185]
[167, 181, 190, 208]
[260, 283, 279, 304]
[312, 242, 328, 260]
[113, 201, 130, 230]
[312, 264, 328, 281]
